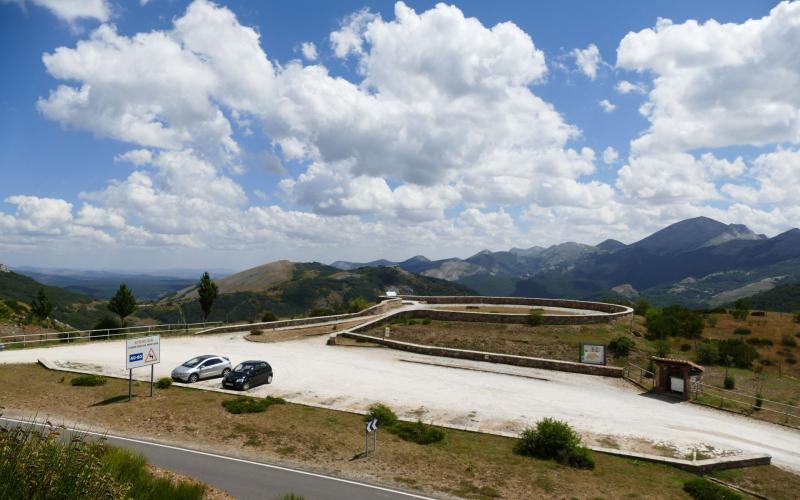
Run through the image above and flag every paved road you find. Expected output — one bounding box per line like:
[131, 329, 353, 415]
[0, 416, 432, 500]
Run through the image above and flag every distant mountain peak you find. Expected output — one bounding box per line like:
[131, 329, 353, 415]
[403, 255, 430, 263]
[596, 239, 627, 251]
[632, 216, 762, 254]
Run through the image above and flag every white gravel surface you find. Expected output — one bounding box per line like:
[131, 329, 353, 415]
[3, 331, 800, 472]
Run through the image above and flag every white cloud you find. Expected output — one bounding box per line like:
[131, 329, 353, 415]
[114, 149, 153, 166]
[300, 41, 318, 61]
[16, 0, 110, 23]
[330, 8, 378, 59]
[572, 43, 602, 79]
[615, 80, 647, 94]
[598, 99, 616, 113]
[602, 147, 618, 164]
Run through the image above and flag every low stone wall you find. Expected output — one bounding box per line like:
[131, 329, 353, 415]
[196, 298, 402, 335]
[338, 331, 624, 377]
[589, 446, 771, 473]
[393, 295, 632, 324]
[361, 308, 620, 326]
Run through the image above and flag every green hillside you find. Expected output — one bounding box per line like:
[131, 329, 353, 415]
[747, 283, 800, 312]
[0, 270, 91, 308]
[143, 263, 475, 323]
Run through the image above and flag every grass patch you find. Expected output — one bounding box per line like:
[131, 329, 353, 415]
[70, 374, 107, 387]
[683, 478, 741, 499]
[390, 420, 445, 445]
[222, 395, 286, 414]
[156, 377, 172, 389]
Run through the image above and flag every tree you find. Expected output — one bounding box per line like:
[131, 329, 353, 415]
[646, 305, 704, 339]
[30, 288, 52, 321]
[634, 298, 651, 316]
[108, 284, 137, 326]
[731, 298, 750, 321]
[197, 272, 219, 321]
[347, 297, 370, 313]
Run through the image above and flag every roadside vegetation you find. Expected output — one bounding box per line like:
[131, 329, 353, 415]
[16, 364, 800, 499]
[222, 395, 286, 414]
[0, 421, 207, 500]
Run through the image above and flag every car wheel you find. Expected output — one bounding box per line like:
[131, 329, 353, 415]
[188, 373, 199, 383]
[222, 368, 230, 376]
[266, 374, 273, 384]
[242, 381, 250, 391]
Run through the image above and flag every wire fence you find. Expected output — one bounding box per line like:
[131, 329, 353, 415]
[693, 381, 800, 428]
[623, 363, 655, 390]
[0, 321, 222, 349]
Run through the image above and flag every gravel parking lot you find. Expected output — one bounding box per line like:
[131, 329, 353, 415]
[3, 331, 800, 472]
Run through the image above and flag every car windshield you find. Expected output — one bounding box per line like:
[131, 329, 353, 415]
[182, 357, 204, 368]
[234, 363, 254, 373]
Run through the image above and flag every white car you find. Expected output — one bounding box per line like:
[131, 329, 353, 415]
[171, 355, 231, 383]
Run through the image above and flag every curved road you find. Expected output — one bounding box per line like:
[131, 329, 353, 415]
[0, 416, 432, 500]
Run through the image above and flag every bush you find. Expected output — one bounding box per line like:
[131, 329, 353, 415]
[753, 393, 764, 411]
[250, 329, 263, 336]
[723, 375, 735, 390]
[746, 337, 773, 346]
[646, 305, 704, 339]
[785, 356, 797, 365]
[527, 310, 544, 326]
[71, 374, 107, 387]
[390, 420, 445, 445]
[653, 339, 671, 357]
[718, 339, 759, 368]
[421, 317, 432, 325]
[364, 403, 398, 427]
[733, 327, 751, 335]
[608, 336, 635, 357]
[680, 343, 692, 352]
[514, 418, 594, 469]
[634, 298, 651, 316]
[156, 377, 172, 389]
[794, 311, 800, 323]
[781, 334, 797, 347]
[347, 297, 370, 313]
[222, 396, 286, 414]
[697, 343, 719, 365]
[645, 359, 656, 378]
[751, 311, 766, 317]
[90, 317, 121, 340]
[261, 311, 277, 322]
[683, 478, 742, 500]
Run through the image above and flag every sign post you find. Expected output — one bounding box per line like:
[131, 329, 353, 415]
[125, 335, 161, 401]
[365, 418, 378, 457]
[579, 343, 606, 365]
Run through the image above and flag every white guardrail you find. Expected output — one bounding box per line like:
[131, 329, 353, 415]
[0, 321, 222, 348]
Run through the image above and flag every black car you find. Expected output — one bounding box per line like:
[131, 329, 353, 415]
[222, 360, 273, 390]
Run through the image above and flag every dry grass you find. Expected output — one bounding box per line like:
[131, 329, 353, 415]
[0, 363, 763, 500]
[366, 320, 634, 365]
[245, 319, 369, 343]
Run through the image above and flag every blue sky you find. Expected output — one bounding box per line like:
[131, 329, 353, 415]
[0, 0, 797, 270]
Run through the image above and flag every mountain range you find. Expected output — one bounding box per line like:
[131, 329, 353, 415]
[331, 217, 800, 307]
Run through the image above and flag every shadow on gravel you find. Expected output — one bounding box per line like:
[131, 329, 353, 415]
[90, 395, 133, 407]
[638, 392, 684, 404]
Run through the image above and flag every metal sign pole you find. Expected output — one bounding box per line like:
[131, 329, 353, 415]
[150, 365, 154, 397]
[364, 424, 369, 457]
[374, 425, 377, 452]
[128, 369, 132, 402]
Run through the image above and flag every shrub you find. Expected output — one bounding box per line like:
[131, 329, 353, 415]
[731, 298, 750, 322]
[90, 317, 121, 340]
[781, 334, 797, 347]
[527, 310, 544, 326]
[683, 478, 742, 500]
[785, 356, 797, 365]
[365, 403, 398, 427]
[250, 329, 263, 336]
[746, 337, 773, 346]
[156, 377, 172, 389]
[261, 311, 277, 322]
[645, 359, 656, 378]
[71, 374, 107, 387]
[753, 393, 764, 411]
[278, 495, 305, 500]
[794, 311, 800, 323]
[653, 340, 671, 357]
[421, 317, 432, 325]
[347, 297, 370, 313]
[514, 418, 594, 469]
[646, 305, 704, 339]
[680, 343, 691, 352]
[723, 375, 735, 390]
[633, 298, 650, 316]
[718, 339, 759, 368]
[733, 327, 751, 335]
[751, 311, 766, 317]
[697, 343, 719, 365]
[390, 420, 445, 445]
[222, 396, 286, 414]
[608, 336, 635, 357]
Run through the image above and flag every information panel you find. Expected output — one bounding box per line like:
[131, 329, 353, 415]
[580, 343, 606, 365]
[125, 335, 160, 370]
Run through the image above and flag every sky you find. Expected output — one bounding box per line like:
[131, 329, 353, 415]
[0, 0, 798, 271]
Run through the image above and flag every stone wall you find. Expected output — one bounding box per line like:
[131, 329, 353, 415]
[394, 295, 632, 318]
[196, 298, 402, 335]
[338, 331, 624, 377]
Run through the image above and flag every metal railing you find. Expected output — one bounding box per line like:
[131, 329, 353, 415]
[693, 381, 800, 427]
[623, 363, 655, 390]
[0, 321, 222, 348]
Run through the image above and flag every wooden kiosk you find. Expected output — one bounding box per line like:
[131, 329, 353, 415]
[652, 357, 704, 400]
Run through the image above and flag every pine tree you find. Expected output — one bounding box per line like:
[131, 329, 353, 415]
[197, 272, 219, 321]
[108, 284, 137, 326]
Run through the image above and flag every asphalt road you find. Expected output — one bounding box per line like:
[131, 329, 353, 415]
[0, 416, 433, 500]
